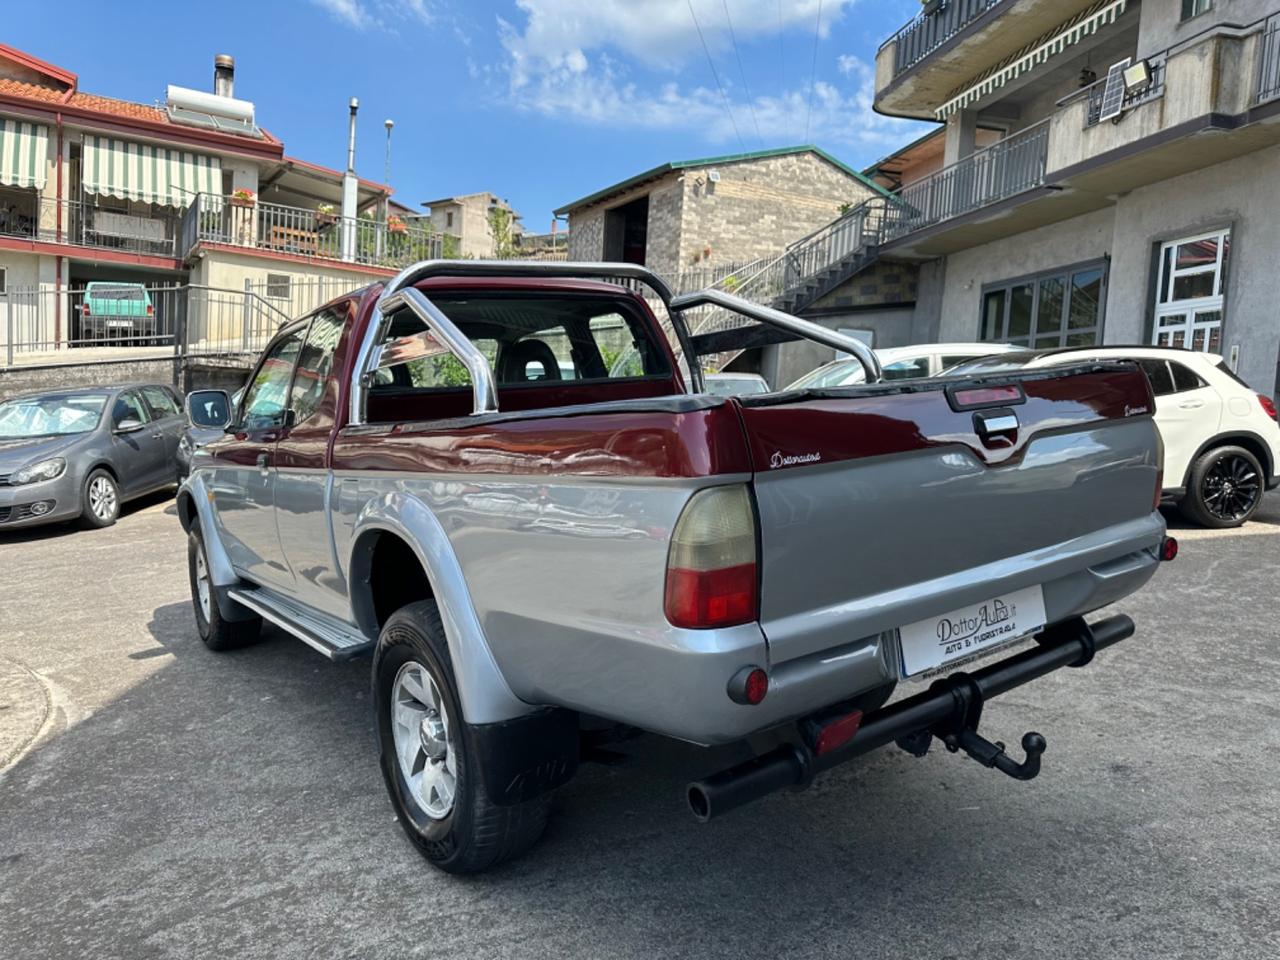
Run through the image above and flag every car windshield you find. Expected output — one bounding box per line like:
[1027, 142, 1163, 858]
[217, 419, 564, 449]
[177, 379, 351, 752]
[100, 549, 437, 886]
[705, 377, 769, 396]
[0, 393, 107, 438]
[90, 285, 145, 300]
[787, 358, 866, 390]
[942, 353, 1039, 376]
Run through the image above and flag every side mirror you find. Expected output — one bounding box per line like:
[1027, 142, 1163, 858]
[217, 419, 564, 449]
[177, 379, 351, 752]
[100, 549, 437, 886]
[114, 418, 145, 434]
[186, 389, 232, 429]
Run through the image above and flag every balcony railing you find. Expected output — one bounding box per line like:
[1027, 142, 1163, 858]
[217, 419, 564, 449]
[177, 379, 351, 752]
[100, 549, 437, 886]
[1058, 54, 1167, 128]
[882, 0, 1004, 78]
[1257, 13, 1280, 104]
[180, 194, 457, 270]
[883, 119, 1050, 242]
[0, 195, 184, 258]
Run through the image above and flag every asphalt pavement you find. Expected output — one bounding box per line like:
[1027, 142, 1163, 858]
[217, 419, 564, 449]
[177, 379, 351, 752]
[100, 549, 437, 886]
[1, 492, 1278, 959]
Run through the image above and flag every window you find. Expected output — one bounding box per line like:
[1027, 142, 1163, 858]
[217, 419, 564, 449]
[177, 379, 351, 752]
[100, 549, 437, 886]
[289, 308, 346, 423]
[241, 326, 305, 429]
[881, 357, 931, 380]
[981, 261, 1106, 347]
[1181, 0, 1211, 21]
[0, 267, 6, 293]
[1153, 229, 1228, 353]
[446, 211, 454, 229]
[112, 390, 151, 426]
[1137, 359, 1175, 396]
[140, 386, 181, 419]
[371, 294, 670, 393]
[1169, 360, 1207, 392]
[265, 273, 291, 300]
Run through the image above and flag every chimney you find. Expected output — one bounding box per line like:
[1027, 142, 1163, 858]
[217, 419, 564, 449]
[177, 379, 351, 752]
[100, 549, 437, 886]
[213, 54, 235, 98]
[340, 97, 360, 261]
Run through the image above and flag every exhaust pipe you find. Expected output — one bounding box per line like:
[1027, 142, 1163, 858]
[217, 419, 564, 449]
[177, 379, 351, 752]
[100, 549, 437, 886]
[687, 614, 1135, 821]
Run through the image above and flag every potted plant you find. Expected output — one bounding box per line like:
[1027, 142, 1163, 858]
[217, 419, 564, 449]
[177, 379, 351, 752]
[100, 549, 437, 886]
[230, 187, 256, 208]
[387, 214, 408, 235]
[315, 203, 336, 227]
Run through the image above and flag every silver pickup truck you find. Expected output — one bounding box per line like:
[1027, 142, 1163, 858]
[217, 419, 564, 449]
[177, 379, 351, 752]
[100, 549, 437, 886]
[177, 261, 1173, 873]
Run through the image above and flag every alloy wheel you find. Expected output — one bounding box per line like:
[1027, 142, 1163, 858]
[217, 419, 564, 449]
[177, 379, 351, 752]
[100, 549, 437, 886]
[1201, 453, 1260, 522]
[390, 661, 457, 820]
[194, 548, 212, 622]
[88, 476, 118, 521]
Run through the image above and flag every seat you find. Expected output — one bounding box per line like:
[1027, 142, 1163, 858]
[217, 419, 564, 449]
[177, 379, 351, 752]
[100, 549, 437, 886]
[498, 339, 562, 383]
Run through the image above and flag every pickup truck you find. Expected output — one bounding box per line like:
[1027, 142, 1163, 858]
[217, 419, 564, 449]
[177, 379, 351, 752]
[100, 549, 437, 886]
[177, 260, 1172, 874]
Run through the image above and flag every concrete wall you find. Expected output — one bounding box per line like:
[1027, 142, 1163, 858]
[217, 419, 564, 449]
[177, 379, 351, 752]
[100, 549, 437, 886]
[0, 356, 181, 400]
[0, 253, 58, 352]
[1137, 0, 1276, 59]
[933, 207, 1116, 341]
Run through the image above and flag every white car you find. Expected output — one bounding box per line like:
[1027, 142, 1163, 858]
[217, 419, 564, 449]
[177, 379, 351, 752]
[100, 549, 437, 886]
[787, 342, 1024, 390]
[704, 372, 771, 396]
[948, 346, 1280, 528]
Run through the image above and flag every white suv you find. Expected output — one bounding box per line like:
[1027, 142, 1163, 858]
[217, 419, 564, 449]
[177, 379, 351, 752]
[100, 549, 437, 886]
[948, 347, 1280, 527]
[786, 342, 1023, 390]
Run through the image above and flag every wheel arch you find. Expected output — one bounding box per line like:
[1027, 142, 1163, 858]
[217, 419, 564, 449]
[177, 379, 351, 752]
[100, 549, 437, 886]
[1180, 431, 1274, 489]
[347, 494, 533, 726]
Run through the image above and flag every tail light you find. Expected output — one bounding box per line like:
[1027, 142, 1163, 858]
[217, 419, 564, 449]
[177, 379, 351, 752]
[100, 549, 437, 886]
[1258, 393, 1278, 422]
[81, 303, 90, 316]
[1160, 537, 1179, 562]
[664, 485, 758, 629]
[146, 304, 155, 316]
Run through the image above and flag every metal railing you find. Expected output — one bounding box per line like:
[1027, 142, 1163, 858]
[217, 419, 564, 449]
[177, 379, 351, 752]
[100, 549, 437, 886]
[1, 282, 294, 367]
[1257, 13, 1280, 104]
[1074, 55, 1167, 126]
[180, 194, 458, 270]
[0, 194, 184, 258]
[882, 0, 1004, 78]
[883, 119, 1050, 241]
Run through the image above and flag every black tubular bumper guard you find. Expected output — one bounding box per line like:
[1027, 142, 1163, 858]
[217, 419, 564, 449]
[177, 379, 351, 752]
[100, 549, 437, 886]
[686, 614, 1134, 822]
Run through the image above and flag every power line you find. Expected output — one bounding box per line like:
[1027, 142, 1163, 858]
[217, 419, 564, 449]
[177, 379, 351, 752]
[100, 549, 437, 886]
[804, 0, 824, 143]
[687, 0, 746, 153]
[722, 0, 763, 148]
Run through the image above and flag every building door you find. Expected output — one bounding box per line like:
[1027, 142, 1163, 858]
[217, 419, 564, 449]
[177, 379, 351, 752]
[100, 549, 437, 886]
[603, 196, 649, 265]
[1152, 229, 1229, 353]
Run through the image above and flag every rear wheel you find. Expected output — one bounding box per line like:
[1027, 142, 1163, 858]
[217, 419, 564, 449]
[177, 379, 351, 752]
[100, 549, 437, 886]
[187, 527, 261, 650]
[373, 600, 550, 874]
[80, 469, 120, 528]
[1180, 445, 1263, 528]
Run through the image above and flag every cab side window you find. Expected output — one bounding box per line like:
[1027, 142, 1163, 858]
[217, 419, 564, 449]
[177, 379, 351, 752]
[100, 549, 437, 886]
[289, 307, 347, 425]
[241, 327, 305, 430]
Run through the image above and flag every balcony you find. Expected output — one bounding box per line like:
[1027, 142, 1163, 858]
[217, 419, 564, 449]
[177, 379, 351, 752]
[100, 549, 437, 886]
[180, 194, 458, 271]
[0, 191, 184, 259]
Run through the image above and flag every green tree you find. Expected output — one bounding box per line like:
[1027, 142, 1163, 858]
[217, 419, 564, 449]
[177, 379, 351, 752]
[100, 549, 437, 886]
[487, 205, 517, 259]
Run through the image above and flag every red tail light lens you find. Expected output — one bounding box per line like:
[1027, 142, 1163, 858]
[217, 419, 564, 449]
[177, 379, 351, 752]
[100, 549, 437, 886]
[664, 485, 758, 630]
[82, 304, 90, 316]
[1258, 393, 1278, 422]
[1161, 537, 1179, 562]
[146, 304, 155, 316]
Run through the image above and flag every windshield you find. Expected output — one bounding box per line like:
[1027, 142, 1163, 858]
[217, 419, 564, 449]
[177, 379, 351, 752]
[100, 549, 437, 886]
[704, 376, 769, 396]
[787, 358, 866, 390]
[942, 353, 1039, 376]
[0, 393, 107, 438]
[89, 285, 145, 301]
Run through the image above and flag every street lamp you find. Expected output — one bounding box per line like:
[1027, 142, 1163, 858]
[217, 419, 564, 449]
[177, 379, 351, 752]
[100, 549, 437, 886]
[384, 118, 394, 185]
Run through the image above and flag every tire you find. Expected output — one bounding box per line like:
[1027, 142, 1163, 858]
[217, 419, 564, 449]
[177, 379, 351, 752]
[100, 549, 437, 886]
[373, 600, 549, 874]
[187, 527, 261, 650]
[1179, 445, 1264, 529]
[80, 468, 121, 529]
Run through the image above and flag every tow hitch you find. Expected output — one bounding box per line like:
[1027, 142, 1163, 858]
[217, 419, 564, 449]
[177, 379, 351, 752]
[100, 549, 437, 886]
[687, 614, 1133, 822]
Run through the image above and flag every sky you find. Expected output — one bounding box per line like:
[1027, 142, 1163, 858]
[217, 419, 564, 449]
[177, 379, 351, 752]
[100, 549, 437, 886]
[6, 0, 935, 231]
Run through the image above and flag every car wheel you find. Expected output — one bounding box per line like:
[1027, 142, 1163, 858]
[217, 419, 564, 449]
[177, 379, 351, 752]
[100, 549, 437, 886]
[1179, 445, 1264, 528]
[373, 600, 550, 874]
[80, 469, 120, 528]
[187, 527, 262, 650]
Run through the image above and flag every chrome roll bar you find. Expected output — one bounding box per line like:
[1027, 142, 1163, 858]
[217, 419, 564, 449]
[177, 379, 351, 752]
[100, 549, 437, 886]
[669, 289, 884, 383]
[349, 260, 703, 424]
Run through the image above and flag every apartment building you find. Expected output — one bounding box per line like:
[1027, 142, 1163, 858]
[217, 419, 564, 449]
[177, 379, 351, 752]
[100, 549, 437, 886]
[0, 44, 450, 357]
[419, 193, 522, 259]
[778, 0, 1280, 392]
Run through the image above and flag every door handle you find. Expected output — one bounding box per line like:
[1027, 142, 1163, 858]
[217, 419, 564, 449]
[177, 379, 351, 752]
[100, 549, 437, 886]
[1179, 399, 1205, 409]
[256, 452, 270, 474]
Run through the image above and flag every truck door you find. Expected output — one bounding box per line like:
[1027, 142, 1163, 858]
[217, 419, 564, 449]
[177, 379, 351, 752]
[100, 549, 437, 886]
[207, 323, 305, 591]
[273, 304, 352, 620]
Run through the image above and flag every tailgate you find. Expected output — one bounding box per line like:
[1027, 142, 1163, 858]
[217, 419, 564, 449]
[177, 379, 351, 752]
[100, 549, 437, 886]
[737, 363, 1164, 667]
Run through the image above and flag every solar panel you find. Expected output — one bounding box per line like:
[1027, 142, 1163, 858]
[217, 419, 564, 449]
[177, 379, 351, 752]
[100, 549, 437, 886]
[1097, 58, 1132, 122]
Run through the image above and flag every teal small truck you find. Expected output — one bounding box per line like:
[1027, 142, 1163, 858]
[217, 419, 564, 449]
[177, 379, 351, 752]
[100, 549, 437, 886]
[80, 282, 156, 344]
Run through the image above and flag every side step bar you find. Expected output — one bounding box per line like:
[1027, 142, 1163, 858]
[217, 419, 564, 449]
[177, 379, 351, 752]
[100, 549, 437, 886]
[227, 587, 374, 661]
[687, 614, 1134, 822]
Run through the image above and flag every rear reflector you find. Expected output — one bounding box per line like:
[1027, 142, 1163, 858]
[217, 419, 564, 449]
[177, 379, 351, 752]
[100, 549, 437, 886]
[1161, 537, 1179, 562]
[948, 384, 1025, 411]
[812, 709, 864, 756]
[665, 485, 758, 630]
[1258, 393, 1278, 422]
[727, 666, 769, 705]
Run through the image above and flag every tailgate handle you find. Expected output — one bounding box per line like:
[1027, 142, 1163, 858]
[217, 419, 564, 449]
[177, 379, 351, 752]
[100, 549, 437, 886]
[974, 409, 1019, 441]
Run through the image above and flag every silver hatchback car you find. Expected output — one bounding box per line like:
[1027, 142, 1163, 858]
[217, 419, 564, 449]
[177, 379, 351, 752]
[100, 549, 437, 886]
[0, 384, 185, 530]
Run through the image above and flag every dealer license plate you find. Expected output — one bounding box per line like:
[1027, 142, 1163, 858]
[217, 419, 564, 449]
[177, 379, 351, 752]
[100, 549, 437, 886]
[898, 585, 1047, 679]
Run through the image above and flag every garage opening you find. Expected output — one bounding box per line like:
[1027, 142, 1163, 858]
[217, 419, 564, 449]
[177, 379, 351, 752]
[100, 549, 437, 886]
[603, 196, 649, 265]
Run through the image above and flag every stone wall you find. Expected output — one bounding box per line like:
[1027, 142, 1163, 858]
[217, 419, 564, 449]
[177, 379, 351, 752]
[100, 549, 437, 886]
[812, 260, 919, 312]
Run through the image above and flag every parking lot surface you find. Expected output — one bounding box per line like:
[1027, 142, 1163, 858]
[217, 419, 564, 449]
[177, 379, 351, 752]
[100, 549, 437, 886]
[2, 494, 1278, 960]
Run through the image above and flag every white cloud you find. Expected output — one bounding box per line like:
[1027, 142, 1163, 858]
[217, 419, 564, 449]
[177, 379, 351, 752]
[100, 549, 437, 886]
[310, 0, 435, 30]
[311, 0, 369, 28]
[495, 1, 926, 152]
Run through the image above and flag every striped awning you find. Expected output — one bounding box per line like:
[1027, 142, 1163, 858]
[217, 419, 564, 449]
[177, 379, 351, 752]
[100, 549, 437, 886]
[0, 118, 49, 190]
[82, 134, 221, 208]
[937, 0, 1130, 120]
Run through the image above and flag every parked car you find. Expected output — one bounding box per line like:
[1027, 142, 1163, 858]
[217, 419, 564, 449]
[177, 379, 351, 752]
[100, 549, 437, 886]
[703, 372, 770, 396]
[176, 262, 1169, 874]
[79, 282, 156, 345]
[0, 383, 185, 530]
[945, 346, 1280, 527]
[178, 388, 243, 479]
[787, 342, 1024, 390]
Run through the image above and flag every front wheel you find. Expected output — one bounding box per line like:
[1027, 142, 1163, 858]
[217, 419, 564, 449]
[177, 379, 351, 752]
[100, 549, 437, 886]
[373, 600, 549, 874]
[1179, 445, 1264, 528]
[81, 469, 120, 528]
